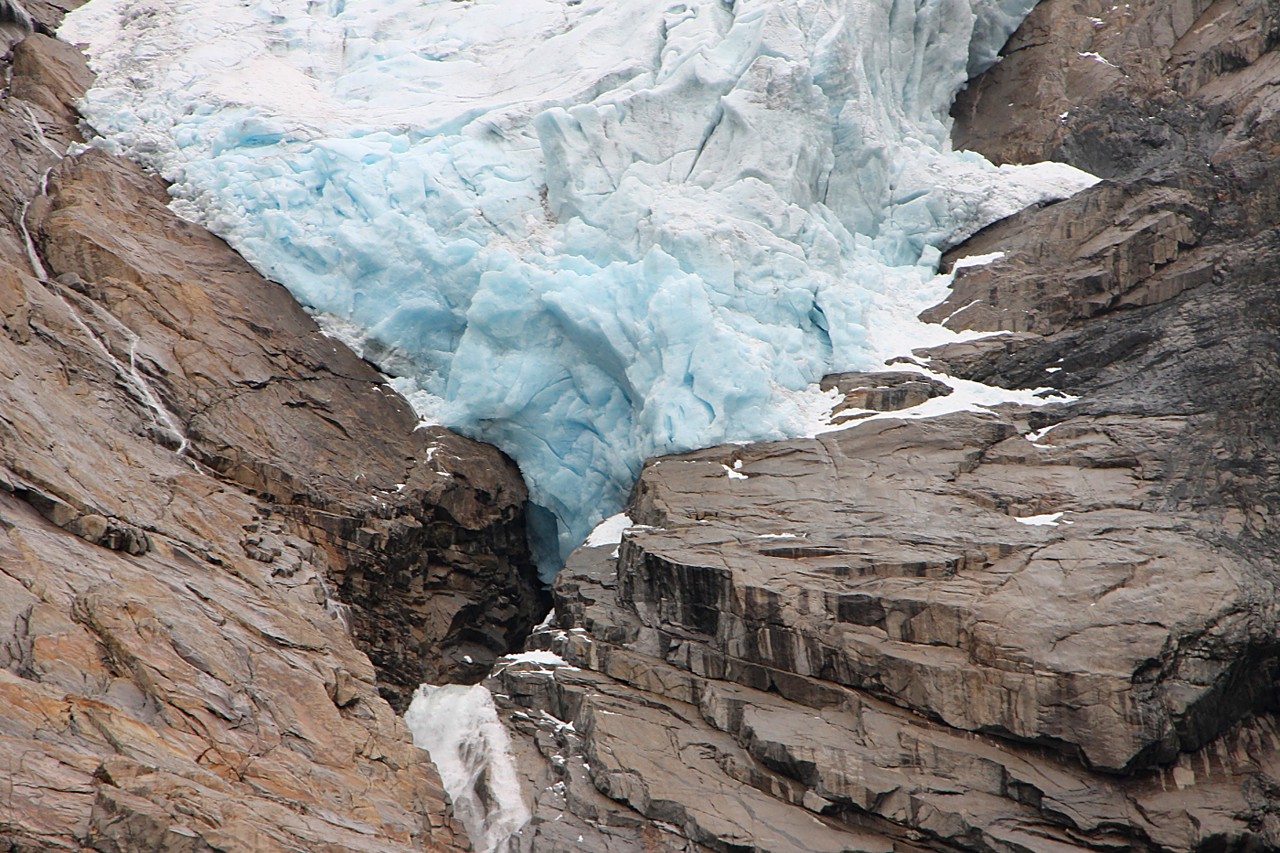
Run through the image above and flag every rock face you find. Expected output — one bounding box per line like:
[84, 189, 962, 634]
[1, 10, 541, 850]
[819, 371, 954, 422]
[484, 0, 1280, 849]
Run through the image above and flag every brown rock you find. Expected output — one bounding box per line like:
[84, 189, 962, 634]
[487, 406, 1280, 849]
[0, 17, 540, 852]
[818, 371, 953, 423]
[18, 31, 544, 709]
[624, 411, 1277, 772]
[931, 0, 1280, 342]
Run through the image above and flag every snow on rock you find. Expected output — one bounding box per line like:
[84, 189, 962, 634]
[404, 684, 531, 853]
[1025, 424, 1059, 444]
[952, 251, 1006, 270]
[63, 0, 1098, 577]
[497, 649, 576, 669]
[584, 513, 633, 547]
[811, 364, 1071, 437]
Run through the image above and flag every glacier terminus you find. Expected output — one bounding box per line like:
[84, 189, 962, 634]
[62, 0, 1097, 576]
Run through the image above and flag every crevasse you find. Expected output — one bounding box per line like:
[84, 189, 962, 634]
[62, 0, 1095, 577]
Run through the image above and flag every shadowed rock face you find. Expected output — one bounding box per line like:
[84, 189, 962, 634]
[934, 0, 1280, 343]
[619, 413, 1280, 774]
[1, 10, 542, 850]
[484, 0, 1280, 849]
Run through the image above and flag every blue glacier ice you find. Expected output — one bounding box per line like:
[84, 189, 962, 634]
[63, 0, 1096, 577]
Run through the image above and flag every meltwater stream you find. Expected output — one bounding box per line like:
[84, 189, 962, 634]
[62, 0, 1096, 576]
[12, 100, 192, 456]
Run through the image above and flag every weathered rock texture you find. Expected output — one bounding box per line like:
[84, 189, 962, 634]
[485, 0, 1280, 849]
[1, 9, 541, 850]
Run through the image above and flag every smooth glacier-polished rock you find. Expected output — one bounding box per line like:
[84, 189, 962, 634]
[488, 406, 1280, 848]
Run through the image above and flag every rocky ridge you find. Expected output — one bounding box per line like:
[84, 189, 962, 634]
[1, 5, 543, 849]
[485, 0, 1280, 849]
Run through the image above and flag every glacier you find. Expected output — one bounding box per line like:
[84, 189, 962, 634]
[62, 0, 1096, 577]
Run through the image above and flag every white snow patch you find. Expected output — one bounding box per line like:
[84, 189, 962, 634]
[809, 365, 1070, 438]
[952, 251, 1005, 271]
[1016, 512, 1065, 526]
[1079, 51, 1119, 68]
[500, 650, 576, 669]
[404, 684, 530, 853]
[538, 710, 575, 732]
[1025, 424, 1059, 444]
[722, 463, 748, 480]
[584, 513, 632, 548]
[939, 300, 983, 326]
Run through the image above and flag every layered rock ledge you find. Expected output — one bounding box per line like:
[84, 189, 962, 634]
[484, 0, 1280, 848]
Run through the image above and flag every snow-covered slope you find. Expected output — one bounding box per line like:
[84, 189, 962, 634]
[62, 0, 1095, 575]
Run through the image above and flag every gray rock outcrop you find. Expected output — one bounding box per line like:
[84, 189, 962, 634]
[485, 0, 1280, 849]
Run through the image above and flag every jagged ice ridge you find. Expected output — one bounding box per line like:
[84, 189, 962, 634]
[62, 0, 1096, 576]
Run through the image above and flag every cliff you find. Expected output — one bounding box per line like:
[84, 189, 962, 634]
[4, 0, 1279, 849]
[0, 5, 543, 850]
[488, 0, 1280, 849]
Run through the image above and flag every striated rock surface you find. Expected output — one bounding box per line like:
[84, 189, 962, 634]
[484, 0, 1280, 849]
[935, 0, 1280, 339]
[493, 407, 1280, 851]
[1, 13, 541, 851]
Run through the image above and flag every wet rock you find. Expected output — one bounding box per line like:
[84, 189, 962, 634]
[15, 35, 544, 709]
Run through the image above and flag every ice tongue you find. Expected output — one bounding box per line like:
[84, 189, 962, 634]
[62, 0, 1097, 576]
